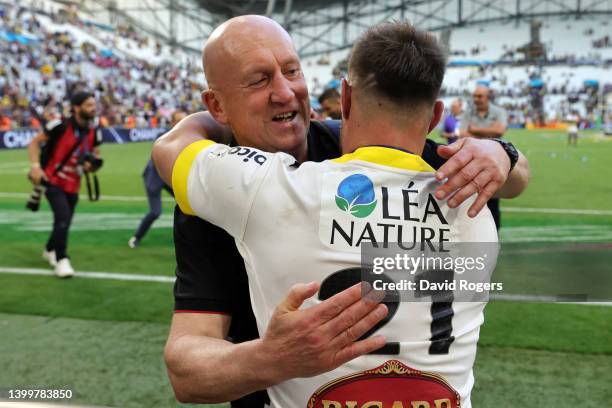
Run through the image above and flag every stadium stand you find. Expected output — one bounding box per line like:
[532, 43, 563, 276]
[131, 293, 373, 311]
[1, 1, 610, 131]
[447, 17, 612, 63]
[301, 16, 611, 128]
[0, 1, 203, 130]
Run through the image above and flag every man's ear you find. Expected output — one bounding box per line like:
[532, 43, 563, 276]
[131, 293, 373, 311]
[427, 100, 444, 134]
[202, 89, 228, 124]
[341, 78, 352, 120]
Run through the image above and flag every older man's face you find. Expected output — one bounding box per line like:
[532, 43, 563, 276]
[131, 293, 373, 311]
[206, 22, 310, 155]
[472, 88, 489, 111]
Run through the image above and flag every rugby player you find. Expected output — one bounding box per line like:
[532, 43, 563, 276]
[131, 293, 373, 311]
[164, 21, 498, 407]
[154, 15, 529, 405]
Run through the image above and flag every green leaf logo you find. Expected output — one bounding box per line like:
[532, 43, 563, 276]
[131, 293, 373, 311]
[350, 201, 377, 218]
[335, 195, 350, 212]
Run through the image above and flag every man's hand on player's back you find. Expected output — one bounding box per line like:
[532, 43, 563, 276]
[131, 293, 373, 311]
[434, 137, 529, 216]
[164, 281, 387, 403]
[260, 282, 387, 381]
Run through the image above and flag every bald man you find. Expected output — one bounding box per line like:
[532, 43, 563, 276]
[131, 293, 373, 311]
[460, 86, 507, 139]
[155, 15, 530, 405]
[460, 86, 510, 229]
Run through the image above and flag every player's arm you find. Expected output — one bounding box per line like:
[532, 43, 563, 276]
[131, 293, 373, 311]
[152, 111, 232, 185]
[165, 282, 388, 403]
[170, 140, 273, 239]
[165, 312, 267, 403]
[432, 138, 530, 217]
[27, 132, 48, 185]
[493, 150, 529, 199]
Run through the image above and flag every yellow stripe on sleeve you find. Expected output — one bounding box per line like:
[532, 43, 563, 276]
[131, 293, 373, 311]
[171, 140, 216, 216]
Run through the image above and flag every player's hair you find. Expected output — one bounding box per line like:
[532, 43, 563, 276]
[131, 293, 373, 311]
[348, 20, 447, 106]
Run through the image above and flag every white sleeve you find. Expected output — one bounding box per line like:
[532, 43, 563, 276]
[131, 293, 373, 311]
[171, 140, 276, 240]
[456, 197, 498, 243]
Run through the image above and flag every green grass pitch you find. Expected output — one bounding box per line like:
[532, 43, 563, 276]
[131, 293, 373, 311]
[0, 129, 611, 407]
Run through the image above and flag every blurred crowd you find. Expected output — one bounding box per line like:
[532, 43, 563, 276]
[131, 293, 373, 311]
[1, 2, 609, 132]
[0, 3, 203, 131]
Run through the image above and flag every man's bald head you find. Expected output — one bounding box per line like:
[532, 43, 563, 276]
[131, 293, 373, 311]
[203, 15, 295, 89]
[473, 86, 490, 98]
[451, 99, 462, 115]
[200, 15, 310, 162]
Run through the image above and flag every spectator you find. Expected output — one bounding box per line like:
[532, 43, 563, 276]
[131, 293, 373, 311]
[0, 111, 11, 130]
[567, 112, 580, 146]
[128, 110, 184, 248]
[459, 86, 509, 230]
[0, 3, 203, 129]
[441, 99, 462, 143]
[318, 88, 342, 120]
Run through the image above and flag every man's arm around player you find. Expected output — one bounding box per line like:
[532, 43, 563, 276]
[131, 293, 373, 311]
[165, 282, 387, 402]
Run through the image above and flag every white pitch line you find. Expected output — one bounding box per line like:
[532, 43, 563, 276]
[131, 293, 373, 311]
[502, 207, 612, 216]
[0, 266, 609, 306]
[1, 192, 611, 213]
[0, 192, 175, 203]
[0, 266, 174, 283]
[490, 293, 611, 306]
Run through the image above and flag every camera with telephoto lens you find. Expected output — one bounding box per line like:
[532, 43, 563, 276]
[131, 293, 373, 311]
[78, 152, 104, 173]
[26, 183, 46, 212]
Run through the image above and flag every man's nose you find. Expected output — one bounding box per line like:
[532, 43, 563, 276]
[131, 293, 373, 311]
[270, 74, 294, 104]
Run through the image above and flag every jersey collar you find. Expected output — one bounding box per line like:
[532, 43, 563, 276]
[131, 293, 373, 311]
[332, 145, 435, 173]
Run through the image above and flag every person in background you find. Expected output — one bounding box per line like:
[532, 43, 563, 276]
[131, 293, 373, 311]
[128, 110, 185, 248]
[567, 111, 579, 146]
[441, 98, 462, 144]
[459, 86, 510, 229]
[27, 91, 102, 277]
[0, 111, 12, 131]
[318, 88, 342, 120]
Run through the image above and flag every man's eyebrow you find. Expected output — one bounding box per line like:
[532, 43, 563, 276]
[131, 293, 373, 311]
[281, 57, 301, 67]
[241, 65, 270, 80]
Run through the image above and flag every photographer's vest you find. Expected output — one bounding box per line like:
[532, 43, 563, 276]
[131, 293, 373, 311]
[43, 120, 96, 194]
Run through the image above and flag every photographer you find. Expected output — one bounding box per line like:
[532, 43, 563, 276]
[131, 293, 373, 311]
[27, 91, 103, 278]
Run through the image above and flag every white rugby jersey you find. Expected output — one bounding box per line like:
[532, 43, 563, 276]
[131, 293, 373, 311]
[173, 140, 498, 408]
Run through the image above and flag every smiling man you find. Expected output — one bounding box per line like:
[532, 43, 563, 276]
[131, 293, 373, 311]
[154, 15, 530, 406]
[200, 21, 310, 161]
